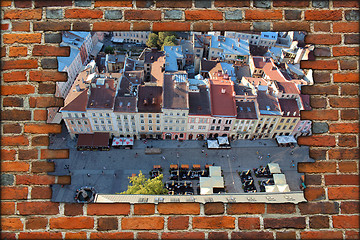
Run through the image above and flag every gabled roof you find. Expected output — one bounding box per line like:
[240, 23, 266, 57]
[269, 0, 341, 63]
[163, 73, 189, 110]
[279, 98, 300, 117]
[209, 79, 236, 117]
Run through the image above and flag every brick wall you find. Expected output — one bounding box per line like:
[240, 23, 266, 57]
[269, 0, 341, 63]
[1, 0, 359, 239]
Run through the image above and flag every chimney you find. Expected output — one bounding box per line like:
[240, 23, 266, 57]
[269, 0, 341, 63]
[152, 98, 156, 105]
[127, 102, 131, 108]
[232, 44, 234, 49]
[287, 111, 290, 116]
[119, 102, 123, 107]
[221, 88, 226, 94]
[105, 83, 109, 88]
[91, 83, 96, 88]
[144, 99, 148, 105]
[76, 84, 81, 92]
[293, 112, 296, 116]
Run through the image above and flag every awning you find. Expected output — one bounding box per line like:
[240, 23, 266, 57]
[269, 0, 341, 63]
[273, 174, 287, 185]
[111, 37, 124, 43]
[207, 140, 219, 149]
[77, 133, 109, 148]
[217, 136, 229, 145]
[275, 135, 297, 144]
[112, 137, 124, 146]
[77, 134, 93, 147]
[265, 185, 279, 192]
[123, 137, 134, 146]
[268, 163, 281, 174]
[90, 42, 103, 57]
[276, 184, 290, 192]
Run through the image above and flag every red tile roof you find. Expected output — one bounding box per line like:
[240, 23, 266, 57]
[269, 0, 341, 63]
[279, 99, 300, 117]
[209, 79, 236, 117]
[276, 81, 300, 95]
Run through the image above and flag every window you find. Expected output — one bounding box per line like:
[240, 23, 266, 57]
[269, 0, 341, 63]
[156, 120, 160, 124]
[169, 127, 173, 130]
[149, 120, 153, 124]
[70, 120, 74, 124]
[109, 126, 113, 131]
[216, 126, 220, 130]
[157, 126, 160, 131]
[141, 120, 144, 124]
[191, 118, 195, 123]
[102, 126, 106, 130]
[190, 125, 194, 129]
[198, 126, 202, 130]
[218, 119, 221, 124]
[106, 113, 110, 117]
[282, 126, 287, 130]
[280, 119, 284, 123]
[169, 120, 173, 123]
[101, 120, 105, 124]
[84, 121, 88, 125]
[149, 126, 153, 131]
[68, 113, 72, 117]
[289, 126, 293, 130]
[140, 114, 144, 118]
[94, 120, 98, 124]
[149, 114, 152, 118]
[108, 120, 111, 124]
[213, 119, 216, 124]
[141, 126, 145, 130]
[156, 114, 160, 118]
[99, 113, 103, 117]
[82, 113, 85, 117]
[177, 113, 180, 116]
[182, 120, 185, 124]
[286, 119, 291, 123]
[78, 121, 81, 124]
[210, 126, 215, 130]
[224, 127, 230, 131]
[75, 113, 78, 118]
[165, 120, 168, 123]
[293, 119, 297, 123]
[277, 126, 281, 130]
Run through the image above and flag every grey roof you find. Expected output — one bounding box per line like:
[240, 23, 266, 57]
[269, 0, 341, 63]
[236, 101, 258, 119]
[137, 86, 163, 113]
[188, 85, 211, 115]
[163, 74, 189, 110]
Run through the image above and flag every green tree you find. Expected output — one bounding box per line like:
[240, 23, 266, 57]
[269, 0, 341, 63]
[104, 46, 114, 54]
[120, 171, 168, 195]
[146, 33, 160, 49]
[163, 35, 177, 47]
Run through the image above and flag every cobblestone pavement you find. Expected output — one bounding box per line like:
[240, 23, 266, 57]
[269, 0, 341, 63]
[50, 124, 312, 202]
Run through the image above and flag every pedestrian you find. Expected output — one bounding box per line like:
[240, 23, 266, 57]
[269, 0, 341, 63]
[267, 153, 270, 158]
[291, 151, 294, 155]
[114, 173, 117, 177]
[205, 153, 208, 157]
[101, 170, 104, 175]
[135, 153, 138, 158]
[87, 173, 90, 177]
[226, 154, 229, 158]
[201, 149, 204, 153]
[256, 151, 259, 155]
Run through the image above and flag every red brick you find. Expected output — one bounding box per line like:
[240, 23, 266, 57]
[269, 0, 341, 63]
[64, 232, 87, 239]
[333, 215, 359, 229]
[329, 123, 359, 134]
[156, 0, 192, 8]
[1, 218, 23, 231]
[341, 201, 360, 214]
[64, 203, 84, 216]
[124, 10, 161, 20]
[92, 22, 131, 31]
[339, 161, 358, 173]
[4, 9, 42, 20]
[25, 124, 61, 134]
[137, 232, 158, 240]
[39, 83, 56, 94]
[153, 22, 191, 32]
[193, 22, 211, 32]
[3, 97, 24, 107]
[32, 136, 49, 146]
[204, 202, 224, 215]
[329, 149, 359, 160]
[97, 217, 118, 231]
[302, 85, 338, 95]
[298, 136, 336, 147]
[309, 215, 329, 229]
[16, 175, 55, 185]
[333, 1, 359, 7]
[31, 161, 54, 173]
[301, 60, 338, 70]
[341, 109, 359, 120]
[26, 217, 48, 230]
[2, 110, 32, 122]
[334, 73, 359, 83]
[132, 22, 151, 31]
[65, 9, 103, 19]
[333, 46, 359, 56]
[276, 231, 296, 240]
[122, 217, 164, 230]
[341, 84, 359, 95]
[237, 217, 260, 229]
[208, 232, 228, 240]
[1, 202, 15, 215]
[346, 231, 360, 239]
[227, 203, 265, 214]
[301, 231, 343, 239]
[35, 0, 72, 7]
[2, 85, 35, 95]
[299, 202, 339, 214]
[134, 204, 155, 215]
[1, 186, 28, 200]
[339, 135, 357, 147]
[185, 10, 223, 21]
[2, 71, 27, 82]
[18, 201, 59, 215]
[330, 97, 359, 108]
[193, 216, 235, 229]
[3, 123, 22, 133]
[162, 232, 205, 240]
[29, 96, 64, 108]
[18, 149, 38, 160]
[1, 149, 16, 161]
[264, 217, 306, 229]
[313, 71, 331, 83]
[9, 46, 27, 57]
[304, 187, 326, 201]
[333, 22, 359, 33]
[168, 216, 189, 230]
[50, 217, 94, 229]
[57, 176, 71, 185]
[2, 23, 9, 30]
[266, 203, 296, 214]
[32, 45, 70, 57]
[273, 22, 310, 31]
[309, 97, 326, 108]
[40, 149, 69, 159]
[231, 231, 274, 239]
[2, 59, 38, 70]
[213, 23, 251, 31]
[87, 203, 130, 215]
[34, 110, 47, 121]
[18, 232, 62, 239]
[314, 22, 330, 32]
[1, 135, 29, 146]
[12, 22, 30, 31]
[245, 10, 283, 20]
[1, 0, 11, 7]
[90, 232, 134, 239]
[3, 33, 41, 44]
[305, 174, 322, 185]
[273, 0, 308, 7]
[33, 21, 71, 31]
[298, 161, 336, 173]
[31, 186, 52, 199]
[328, 187, 359, 200]
[94, 0, 132, 7]
[305, 10, 342, 20]
[158, 203, 200, 215]
[2, 161, 29, 172]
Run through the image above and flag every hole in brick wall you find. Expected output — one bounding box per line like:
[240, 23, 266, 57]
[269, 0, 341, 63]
[48, 30, 315, 204]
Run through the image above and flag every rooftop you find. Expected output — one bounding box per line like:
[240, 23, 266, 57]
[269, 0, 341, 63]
[209, 78, 237, 117]
[188, 85, 211, 115]
[210, 35, 250, 56]
[236, 101, 258, 119]
[276, 81, 300, 95]
[87, 78, 117, 110]
[279, 98, 300, 117]
[137, 85, 163, 113]
[163, 73, 189, 110]
[144, 50, 165, 64]
[201, 59, 219, 73]
[256, 90, 281, 116]
[114, 96, 136, 113]
[164, 45, 184, 72]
